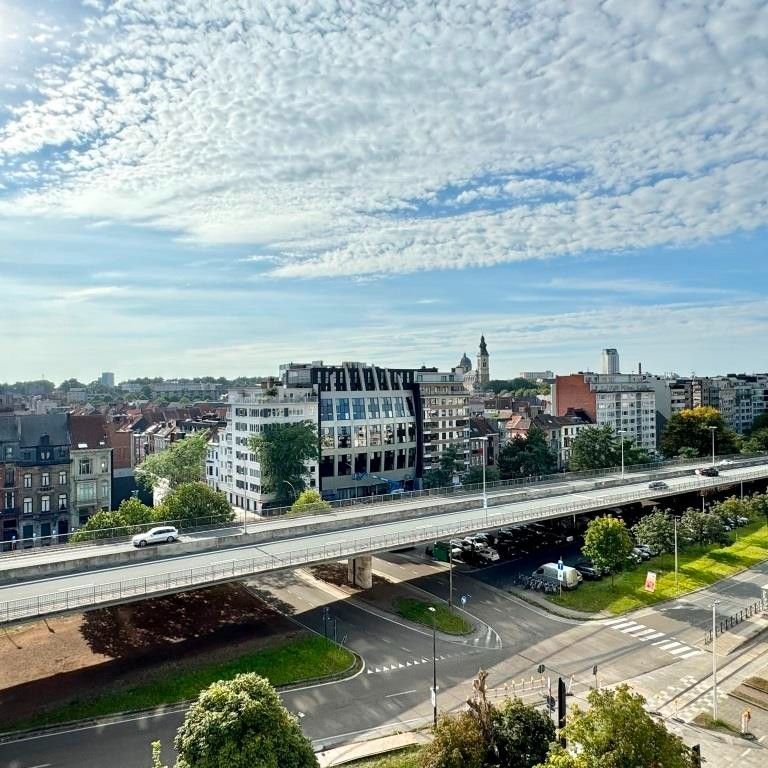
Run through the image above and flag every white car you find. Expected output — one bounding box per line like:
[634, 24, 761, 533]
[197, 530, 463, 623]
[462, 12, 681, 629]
[132, 526, 179, 548]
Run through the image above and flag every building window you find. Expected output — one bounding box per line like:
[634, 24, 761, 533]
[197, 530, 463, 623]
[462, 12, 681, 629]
[101, 480, 109, 499]
[354, 452, 367, 474]
[79, 458, 92, 475]
[320, 399, 334, 422]
[383, 425, 395, 445]
[41, 472, 50, 487]
[23, 497, 33, 514]
[381, 397, 393, 418]
[369, 425, 382, 446]
[59, 471, 67, 485]
[335, 398, 350, 421]
[320, 456, 335, 478]
[78, 482, 96, 502]
[321, 427, 335, 449]
[370, 451, 382, 472]
[100, 458, 108, 473]
[41, 495, 50, 512]
[23, 474, 32, 488]
[40, 449, 52, 461]
[337, 426, 351, 449]
[352, 398, 366, 420]
[367, 398, 380, 419]
[394, 398, 405, 418]
[338, 455, 352, 475]
[384, 450, 395, 471]
[397, 449, 406, 469]
[4, 491, 14, 510]
[354, 426, 367, 447]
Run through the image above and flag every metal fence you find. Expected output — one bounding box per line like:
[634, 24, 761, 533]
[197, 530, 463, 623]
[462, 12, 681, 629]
[3, 469, 766, 625]
[4, 453, 767, 558]
[704, 599, 766, 645]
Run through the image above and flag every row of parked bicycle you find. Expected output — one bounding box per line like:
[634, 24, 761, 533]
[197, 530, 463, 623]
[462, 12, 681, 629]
[514, 574, 561, 594]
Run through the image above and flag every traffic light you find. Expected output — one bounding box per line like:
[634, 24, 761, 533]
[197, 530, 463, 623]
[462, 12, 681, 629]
[691, 745, 701, 768]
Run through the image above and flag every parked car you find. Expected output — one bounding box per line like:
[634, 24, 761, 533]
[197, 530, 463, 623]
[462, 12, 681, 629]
[532, 563, 583, 589]
[464, 546, 500, 566]
[573, 560, 602, 580]
[736, 516, 750, 526]
[132, 526, 179, 548]
[648, 481, 669, 490]
[626, 550, 643, 565]
[695, 467, 719, 477]
[636, 543, 659, 557]
[632, 546, 651, 561]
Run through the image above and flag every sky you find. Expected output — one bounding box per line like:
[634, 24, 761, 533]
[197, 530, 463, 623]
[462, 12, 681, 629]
[0, 0, 766, 384]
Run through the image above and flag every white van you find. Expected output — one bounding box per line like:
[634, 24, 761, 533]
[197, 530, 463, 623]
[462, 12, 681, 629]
[531, 562, 583, 590]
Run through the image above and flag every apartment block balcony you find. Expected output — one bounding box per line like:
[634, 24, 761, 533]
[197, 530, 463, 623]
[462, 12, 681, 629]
[1, 506, 19, 517]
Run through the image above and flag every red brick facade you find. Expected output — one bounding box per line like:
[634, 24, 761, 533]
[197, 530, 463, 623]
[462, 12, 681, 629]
[554, 375, 596, 421]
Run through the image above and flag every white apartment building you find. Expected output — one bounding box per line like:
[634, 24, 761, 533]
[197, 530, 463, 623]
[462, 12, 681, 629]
[415, 368, 470, 474]
[693, 375, 768, 434]
[216, 388, 319, 512]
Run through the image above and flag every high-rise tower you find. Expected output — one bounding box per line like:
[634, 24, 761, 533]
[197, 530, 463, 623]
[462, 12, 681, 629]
[601, 348, 620, 375]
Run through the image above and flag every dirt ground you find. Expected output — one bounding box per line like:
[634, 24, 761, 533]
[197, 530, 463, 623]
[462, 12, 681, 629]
[311, 562, 390, 590]
[0, 583, 297, 724]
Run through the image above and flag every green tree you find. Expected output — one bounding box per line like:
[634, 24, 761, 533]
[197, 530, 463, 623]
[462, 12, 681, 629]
[249, 422, 319, 505]
[421, 712, 486, 768]
[463, 465, 501, 485]
[490, 697, 555, 768]
[173, 673, 317, 768]
[582, 516, 634, 586]
[631, 509, 675, 564]
[750, 493, 768, 529]
[676, 446, 699, 459]
[741, 428, 768, 453]
[70, 497, 154, 542]
[290, 489, 331, 515]
[497, 426, 557, 479]
[660, 406, 739, 459]
[711, 496, 753, 525]
[679, 507, 726, 547]
[58, 378, 85, 392]
[423, 445, 464, 489]
[159, 483, 234, 527]
[569, 425, 650, 471]
[136, 431, 209, 491]
[748, 413, 768, 434]
[536, 685, 691, 768]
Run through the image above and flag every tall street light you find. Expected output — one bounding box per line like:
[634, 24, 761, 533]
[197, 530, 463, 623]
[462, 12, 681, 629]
[618, 429, 626, 479]
[674, 514, 679, 595]
[712, 599, 720, 721]
[708, 426, 717, 467]
[478, 436, 489, 524]
[428, 606, 438, 726]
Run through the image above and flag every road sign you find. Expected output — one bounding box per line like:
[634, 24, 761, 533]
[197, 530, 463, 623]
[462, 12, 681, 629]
[557, 559, 564, 581]
[460, 594, 467, 606]
[644, 571, 657, 592]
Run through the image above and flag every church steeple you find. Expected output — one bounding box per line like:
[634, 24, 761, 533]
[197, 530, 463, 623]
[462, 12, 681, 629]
[476, 335, 490, 388]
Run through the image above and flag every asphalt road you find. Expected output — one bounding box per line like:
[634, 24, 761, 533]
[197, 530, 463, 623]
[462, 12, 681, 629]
[1, 465, 764, 621]
[6, 548, 767, 768]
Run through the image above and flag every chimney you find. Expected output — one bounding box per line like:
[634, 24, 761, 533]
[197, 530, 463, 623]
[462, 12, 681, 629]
[638, 362, 642, 375]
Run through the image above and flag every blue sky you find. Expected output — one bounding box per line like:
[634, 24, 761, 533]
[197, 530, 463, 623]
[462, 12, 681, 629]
[1, 1, 766, 383]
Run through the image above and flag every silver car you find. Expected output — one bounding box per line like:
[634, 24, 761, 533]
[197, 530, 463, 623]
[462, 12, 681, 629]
[132, 526, 179, 548]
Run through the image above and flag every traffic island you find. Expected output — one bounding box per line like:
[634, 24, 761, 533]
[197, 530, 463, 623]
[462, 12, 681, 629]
[393, 597, 473, 635]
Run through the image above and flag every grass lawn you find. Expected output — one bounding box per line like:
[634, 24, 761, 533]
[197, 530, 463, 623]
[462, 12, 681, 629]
[548, 522, 768, 615]
[18, 635, 355, 730]
[344, 746, 423, 768]
[394, 598, 473, 634]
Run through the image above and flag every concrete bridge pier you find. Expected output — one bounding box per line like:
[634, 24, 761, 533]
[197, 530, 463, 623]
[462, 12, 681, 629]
[347, 555, 373, 589]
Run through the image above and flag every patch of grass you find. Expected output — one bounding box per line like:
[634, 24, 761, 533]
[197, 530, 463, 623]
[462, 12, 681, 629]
[394, 598, 473, 635]
[692, 712, 741, 734]
[15, 635, 354, 731]
[548, 521, 768, 615]
[344, 746, 423, 768]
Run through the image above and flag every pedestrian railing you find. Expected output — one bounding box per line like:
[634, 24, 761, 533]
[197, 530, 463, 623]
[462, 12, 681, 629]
[4, 454, 767, 558]
[704, 599, 766, 645]
[2, 469, 767, 625]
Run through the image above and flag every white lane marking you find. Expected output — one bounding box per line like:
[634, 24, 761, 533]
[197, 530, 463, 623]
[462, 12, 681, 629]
[631, 628, 659, 638]
[385, 689, 417, 698]
[652, 638, 671, 645]
[643, 632, 665, 641]
[602, 618, 627, 626]
[621, 625, 650, 634]
[610, 621, 638, 630]
[658, 641, 684, 651]
[669, 646, 694, 656]
[679, 650, 702, 659]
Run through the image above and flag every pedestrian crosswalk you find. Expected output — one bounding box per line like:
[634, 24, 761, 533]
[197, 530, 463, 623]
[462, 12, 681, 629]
[365, 649, 482, 675]
[601, 618, 702, 659]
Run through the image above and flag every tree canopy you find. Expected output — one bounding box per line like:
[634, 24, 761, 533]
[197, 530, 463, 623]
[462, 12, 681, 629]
[421, 712, 487, 768]
[173, 673, 317, 768]
[249, 421, 319, 505]
[741, 427, 768, 453]
[581, 516, 634, 585]
[497, 426, 557, 479]
[423, 445, 465, 489]
[659, 406, 739, 458]
[290, 488, 331, 515]
[136, 431, 210, 491]
[70, 497, 154, 541]
[568, 425, 650, 471]
[631, 509, 675, 559]
[160, 482, 234, 526]
[487, 379, 550, 397]
[679, 507, 726, 546]
[490, 696, 555, 768]
[536, 684, 691, 768]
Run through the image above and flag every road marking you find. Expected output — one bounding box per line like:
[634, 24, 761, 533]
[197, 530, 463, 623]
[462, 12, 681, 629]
[621, 624, 649, 634]
[602, 618, 627, 626]
[643, 631, 665, 641]
[678, 649, 702, 659]
[741, 748, 751, 757]
[385, 689, 417, 698]
[669, 646, 695, 656]
[630, 628, 658, 638]
[611, 621, 637, 630]
[658, 641, 684, 651]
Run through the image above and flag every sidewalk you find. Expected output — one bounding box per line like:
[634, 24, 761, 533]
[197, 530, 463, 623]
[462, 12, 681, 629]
[506, 585, 611, 620]
[317, 732, 430, 767]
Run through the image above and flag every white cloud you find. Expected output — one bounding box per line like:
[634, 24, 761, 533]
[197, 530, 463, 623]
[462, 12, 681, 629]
[0, 0, 765, 279]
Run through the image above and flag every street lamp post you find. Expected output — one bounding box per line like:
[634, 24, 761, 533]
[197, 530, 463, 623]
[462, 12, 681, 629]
[709, 426, 717, 467]
[282, 480, 297, 504]
[712, 600, 720, 721]
[674, 515, 679, 595]
[478, 436, 489, 524]
[428, 606, 438, 726]
[618, 429, 626, 479]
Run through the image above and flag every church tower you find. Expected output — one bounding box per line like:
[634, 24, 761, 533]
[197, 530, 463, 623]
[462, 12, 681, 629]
[477, 335, 490, 388]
